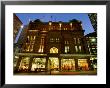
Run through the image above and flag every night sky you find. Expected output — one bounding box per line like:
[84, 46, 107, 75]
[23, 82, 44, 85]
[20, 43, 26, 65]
[16, 13, 94, 35]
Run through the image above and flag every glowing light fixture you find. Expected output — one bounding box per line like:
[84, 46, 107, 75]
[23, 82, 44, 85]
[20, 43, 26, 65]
[49, 22, 52, 25]
[21, 25, 24, 28]
[91, 38, 96, 42]
[59, 23, 62, 27]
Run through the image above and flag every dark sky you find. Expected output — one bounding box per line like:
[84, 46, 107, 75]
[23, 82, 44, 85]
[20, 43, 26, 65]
[16, 13, 94, 35]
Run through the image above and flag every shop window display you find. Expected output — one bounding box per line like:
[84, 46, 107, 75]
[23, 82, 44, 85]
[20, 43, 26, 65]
[78, 59, 89, 71]
[48, 57, 59, 71]
[19, 57, 30, 72]
[31, 58, 46, 72]
[61, 59, 75, 71]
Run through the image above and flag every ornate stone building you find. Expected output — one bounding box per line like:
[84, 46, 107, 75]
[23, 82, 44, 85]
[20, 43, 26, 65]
[13, 13, 23, 42]
[14, 19, 96, 73]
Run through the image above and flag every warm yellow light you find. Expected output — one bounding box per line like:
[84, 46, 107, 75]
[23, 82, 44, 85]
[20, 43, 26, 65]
[50, 47, 58, 53]
[91, 38, 96, 42]
[70, 23, 72, 26]
[59, 23, 62, 27]
[49, 22, 52, 25]
[15, 56, 19, 58]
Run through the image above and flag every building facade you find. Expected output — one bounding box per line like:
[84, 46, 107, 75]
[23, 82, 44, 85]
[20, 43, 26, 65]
[14, 19, 96, 73]
[88, 13, 97, 32]
[13, 13, 23, 42]
[85, 32, 97, 70]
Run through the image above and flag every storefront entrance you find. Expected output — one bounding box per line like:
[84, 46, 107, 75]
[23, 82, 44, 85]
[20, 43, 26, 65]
[48, 57, 59, 71]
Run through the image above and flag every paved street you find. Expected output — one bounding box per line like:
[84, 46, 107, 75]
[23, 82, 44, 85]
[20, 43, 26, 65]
[14, 70, 97, 75]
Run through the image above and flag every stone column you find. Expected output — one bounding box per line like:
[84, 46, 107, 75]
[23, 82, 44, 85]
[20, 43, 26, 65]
[45, 57, 48, 72]
[75, 58, 78, 71]
[28, 56, 33, 72]
[59, 58, 61, 72]
[15, 56, 22, 72]
[87, 57, 91, 71]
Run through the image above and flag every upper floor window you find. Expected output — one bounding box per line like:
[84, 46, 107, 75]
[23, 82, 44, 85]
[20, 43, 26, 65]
[74, 38, 76, 44]
[50, 47, 58, 53]
[30, 45, 34, 52]
[91, 38, 96, 42]
[27, 36, 36, 43]
[65, 41, 69, 45]
[56, 38, 59, 42]
[50, 38, 59, 43]
[50, 38, 54, 42]
[79, 46, 81, 52]
[78, 38, 81, 44]
[38, 45, 44, 53]
[65, 46, 69, 53]
[75, 46, 82, 52]
[41, 38, 44, 44]
[25, 43, 34, 52]
[75, 46, 78, 52]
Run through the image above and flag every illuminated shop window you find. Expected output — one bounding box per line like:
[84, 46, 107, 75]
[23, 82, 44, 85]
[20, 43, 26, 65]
[31, 58, 46, 71]
[48, 57, 59, 70]
[19, 57, 30, 71]
[78, 59, 89, 71]
[65, 46, 69, 53]
[61, 59, 75, 71]
[50, 47, 58, 53]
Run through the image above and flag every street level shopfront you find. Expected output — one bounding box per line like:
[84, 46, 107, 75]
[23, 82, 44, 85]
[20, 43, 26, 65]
[14, 53, 96, 73]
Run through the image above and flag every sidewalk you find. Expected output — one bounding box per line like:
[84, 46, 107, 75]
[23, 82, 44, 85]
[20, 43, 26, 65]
[14, 70, 97, 75]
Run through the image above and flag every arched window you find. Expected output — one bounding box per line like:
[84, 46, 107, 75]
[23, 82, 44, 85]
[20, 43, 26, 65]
[50, 47, 58, 53]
